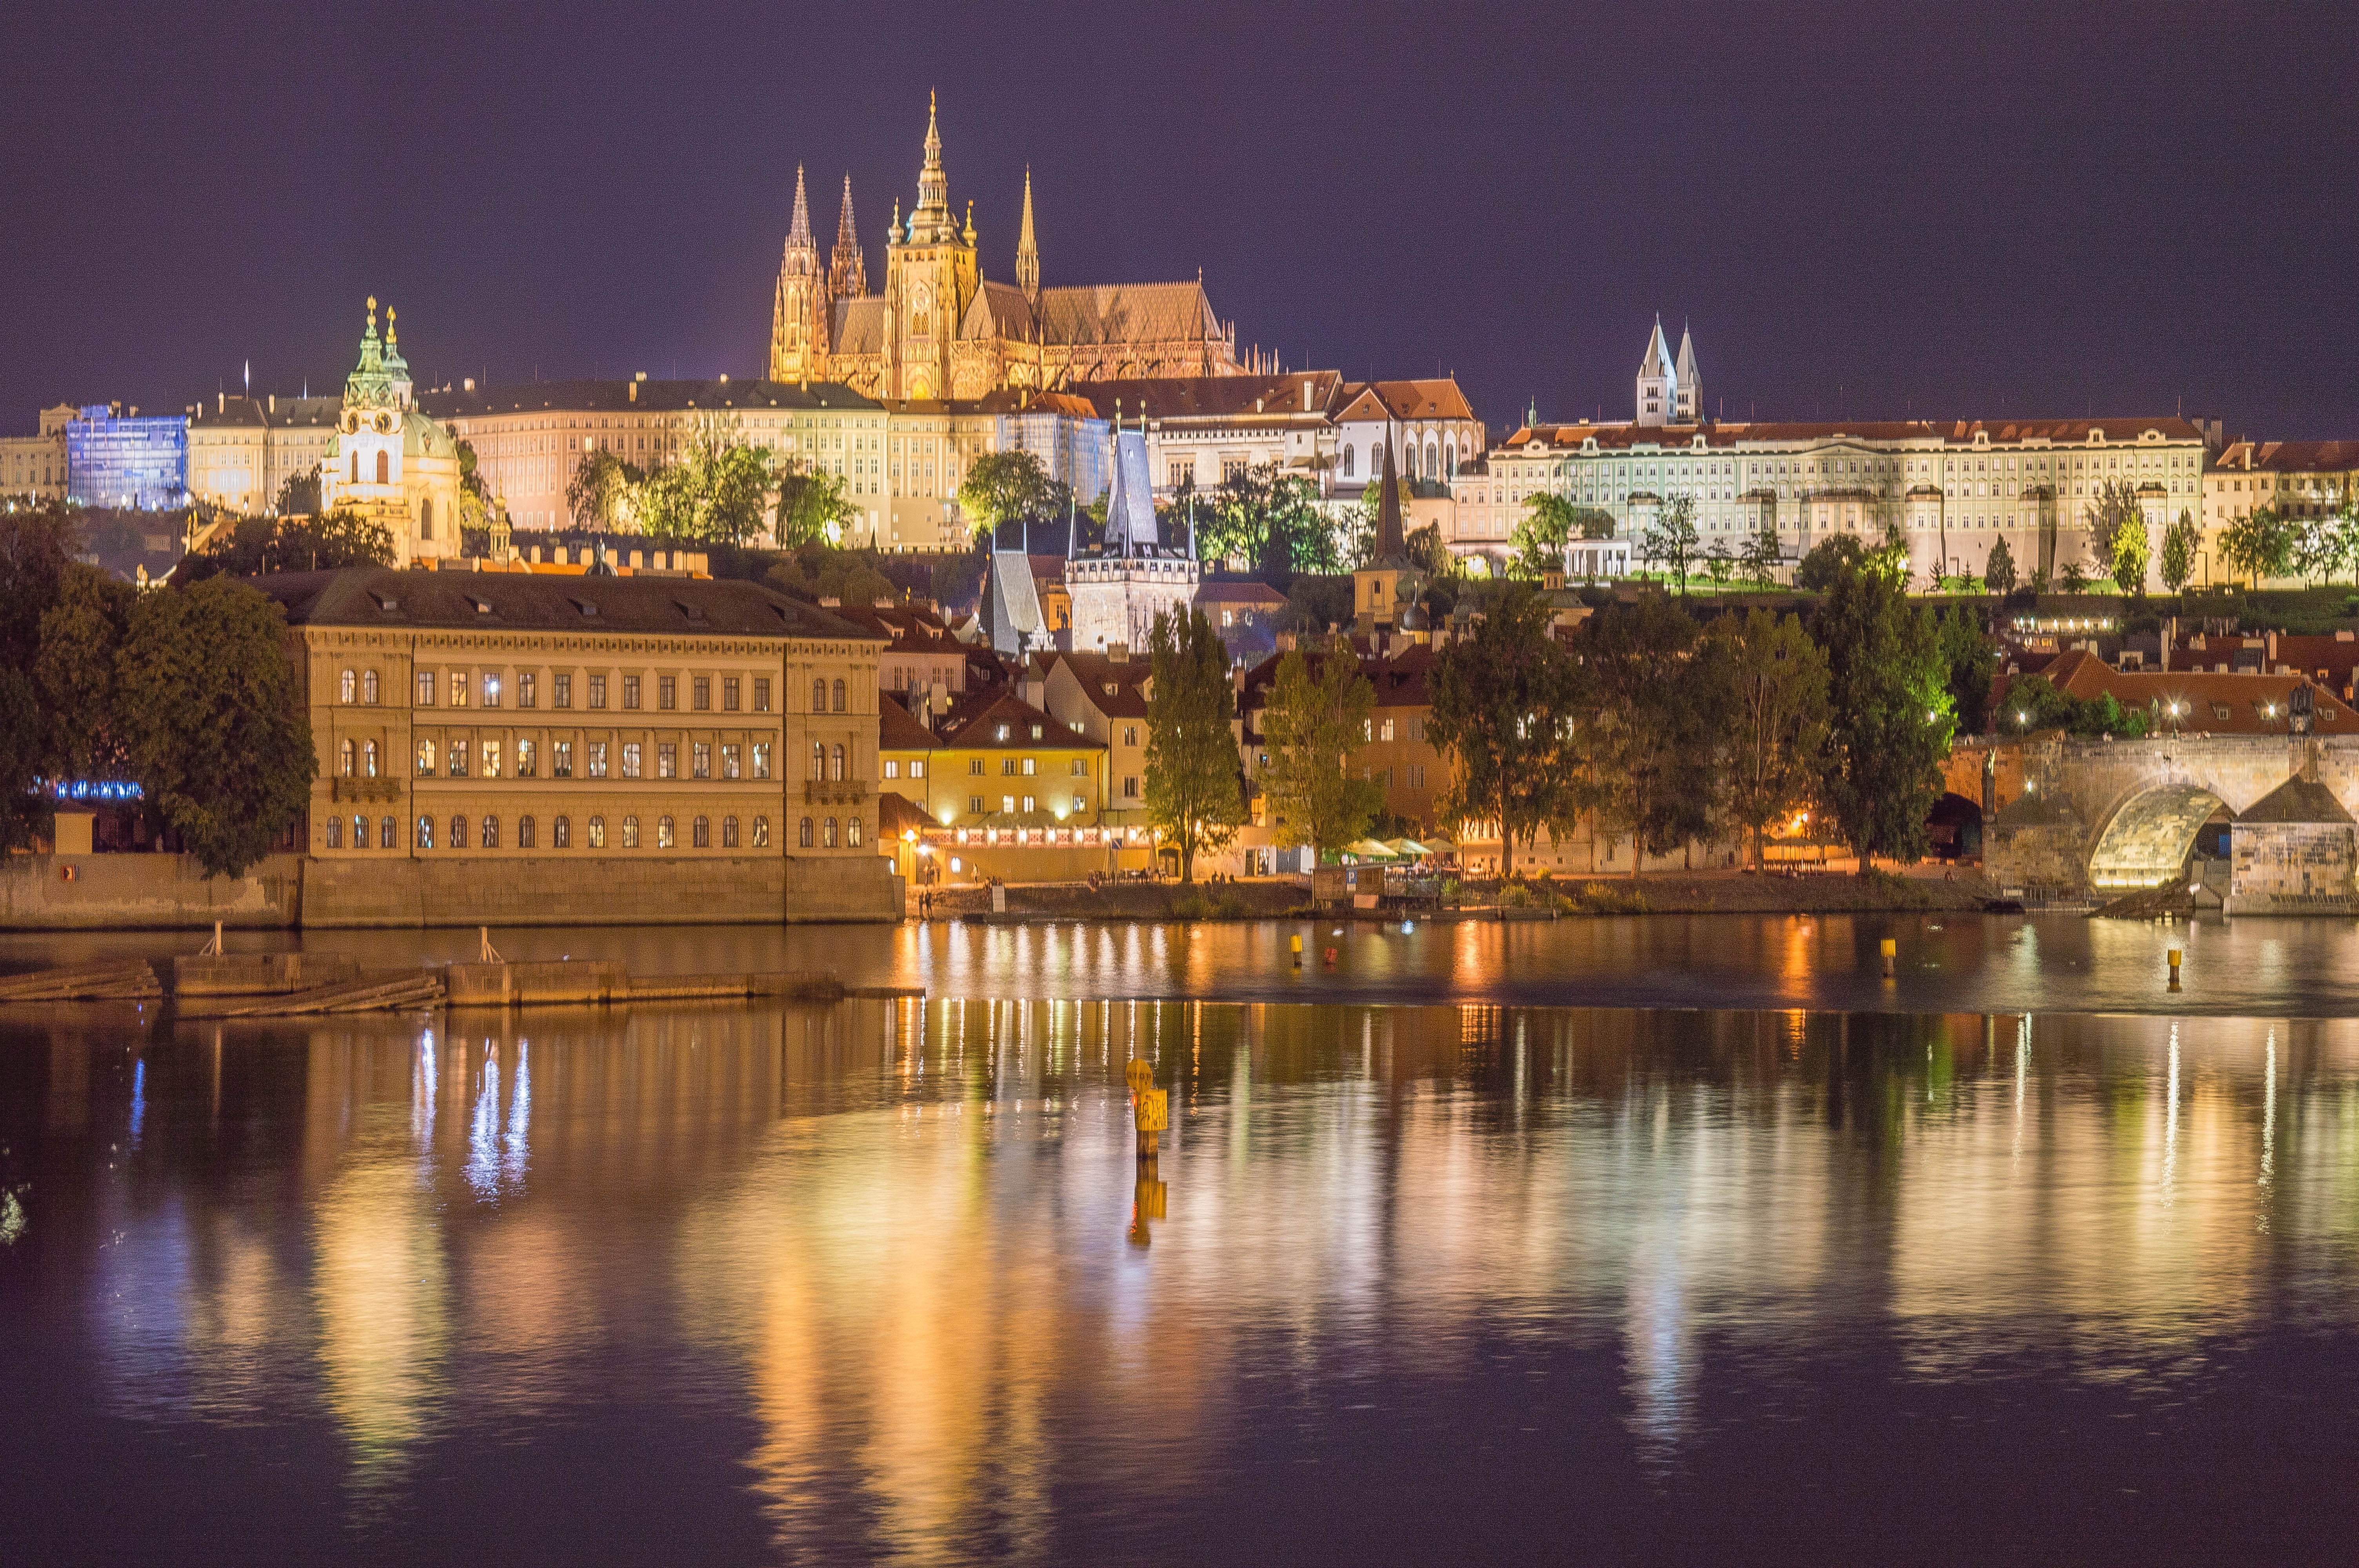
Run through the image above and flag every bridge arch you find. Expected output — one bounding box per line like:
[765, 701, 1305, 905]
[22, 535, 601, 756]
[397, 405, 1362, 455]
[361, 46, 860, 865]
[2088, 783, 2228, 889]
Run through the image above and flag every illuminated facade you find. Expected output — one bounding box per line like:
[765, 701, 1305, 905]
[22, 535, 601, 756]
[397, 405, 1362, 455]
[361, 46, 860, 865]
[185, 392, 341, 515]
[317, 300, 463, 565]
[0, 403, 73, 501]
[65, 401, 187, 510]
[1064, 426, 1198, 654]
[768, 97, 1243, 400]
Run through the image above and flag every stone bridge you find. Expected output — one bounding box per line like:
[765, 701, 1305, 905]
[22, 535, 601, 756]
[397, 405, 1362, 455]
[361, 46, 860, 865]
[1956, 734, 2359, 895]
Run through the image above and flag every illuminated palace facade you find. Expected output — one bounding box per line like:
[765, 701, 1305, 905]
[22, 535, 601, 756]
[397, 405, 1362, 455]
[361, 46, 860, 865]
[769, 97, 1244, 401]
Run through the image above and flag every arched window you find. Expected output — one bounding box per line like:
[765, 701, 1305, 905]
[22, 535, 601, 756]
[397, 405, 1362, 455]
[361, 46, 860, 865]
[518, 816, 537, 849]
[362, 669, 380, 704]
[375, 450, 389, 485]
[339, 669, 356, 703]
[420, 497, 434, 540]
[587, 816, 606, 849]
[621, 815, 640, 849]
[552, 815, 570, 849]
[722, 815, 739, 848]
[823, 816, 839, 848]
[352, 814, 366, 848]
[830, 743, 845, 781]
[339, 739, 356, 777]
[754, 816, 770, 848]
[847, 815, 862, 848]
[481, 815, 499, 849]
[1445, 441, 1456, 474]
[349, 452, 358, 484]
[692, 815, 710, 848]
[1425, 440, 1439, 479]
[812, 678, 827, 712]
[325, 817, 342, 849]
[799, 816, 814, 848]
[363, 740, 378, 778]
[449, 815, 467, 849]
[832, 679, 847, 713]
[656, 815, 675, 849]
[380, 816, 396, 849]
[416, 815, 434, 849]
[1341, 443, 1355, 478]
[811, 740, 825, 779]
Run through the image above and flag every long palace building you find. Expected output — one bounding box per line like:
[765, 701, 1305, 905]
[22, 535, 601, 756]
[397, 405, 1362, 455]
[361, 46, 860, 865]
[768, 95, 1245, 399]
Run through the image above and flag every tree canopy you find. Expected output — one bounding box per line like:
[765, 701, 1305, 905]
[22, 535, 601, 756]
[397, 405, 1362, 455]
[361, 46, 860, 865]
[2159, 510, 2198, 593]
[1812, 564, 1953, 873]
[179, 509, 394, 582]
[1144, 607, 1245, 882]
[1573, 595, 1721, 875]
[956, 449, 1054, 545]
[1425, 586, 1578, 880]
[2085, 478, 2150, 592]
[1257, 644, 1383, 861]
[1704, 607, 1829, 870]
[774, 468, 858, 547]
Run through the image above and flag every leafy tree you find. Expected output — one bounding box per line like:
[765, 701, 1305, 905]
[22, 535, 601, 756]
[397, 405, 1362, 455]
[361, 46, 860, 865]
[1279, 573, 1356, 637]
[2057, 561, 2089, 595]
[1795, 533, 1867, 592]
[1639, 494, 1700, 592]
[1573, 596, 1720, 876]
[115, 577, 314, 878]
[1812, 564, 1952, 874]
[1403, 520, 1454, 580]
[956, 449, 1052, 545]
[1702, 608, 1829, 869]
[1983, 535, 2018, 595]
[1868, 519, 1912, 588]
[764, 543, 896, 607]
[2292, 508, 2352, 585]
[1508, 493, 1577, 580]
[2159, 510, 2198, 594]
[1258, 644, 1383, 861]
[1999, 673, 2150, 739]
[1204, 463, 1330, 577]
[1704, 546, 1734, 588]
[1741, 521, 1785, 586]
[0, 510, 75, 849]
[181, 508, 394, 581]
[1425, 586, 1578, 882]
[2084, 478, 2149, 591]
[774, 468, 858, 546]
[37, 563, 135, 780]
[566, 447, 644, 530]
[274, 463, 321, 516]
[1934, 604, 1997, 735]
[637, 417, 776, 547]
[1144, 607, 1245, 883]
[2220, 503, 2294, 584]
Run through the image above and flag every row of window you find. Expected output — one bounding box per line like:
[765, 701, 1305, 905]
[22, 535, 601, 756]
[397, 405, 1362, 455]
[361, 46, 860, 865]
[392, 737, 777, 780]
[342, 668, 787, 714]
[966, 794, 1087, 817]
[325, 812, 791, 851]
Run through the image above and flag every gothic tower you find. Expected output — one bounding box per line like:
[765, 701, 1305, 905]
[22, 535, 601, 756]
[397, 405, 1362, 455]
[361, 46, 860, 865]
[830, 174, 866, 299]
[769, 165, 827, 385]
[1674, 323, 1701, 423]
[1636, 316, 1676, 427]
[883, 93, 979, 400]
[1016, 165, 1040, 307]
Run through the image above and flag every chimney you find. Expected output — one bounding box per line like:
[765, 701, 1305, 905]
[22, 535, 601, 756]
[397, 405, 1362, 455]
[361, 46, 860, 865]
[1303, 377, 1314, 412]
[629, 381, 638, 403]
[2268, 630, 2279, 666]
[267, 393, 275, 414]
[217, 392, 224, 413]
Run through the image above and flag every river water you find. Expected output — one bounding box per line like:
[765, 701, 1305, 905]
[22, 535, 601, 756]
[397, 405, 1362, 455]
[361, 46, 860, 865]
[5, 919, 2359, 1564]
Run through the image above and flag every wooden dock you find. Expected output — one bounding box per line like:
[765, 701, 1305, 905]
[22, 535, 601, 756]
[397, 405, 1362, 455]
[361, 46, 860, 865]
[0, 959, 162, 1002]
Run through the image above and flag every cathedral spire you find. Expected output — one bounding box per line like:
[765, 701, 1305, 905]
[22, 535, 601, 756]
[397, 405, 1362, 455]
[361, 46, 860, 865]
[1016, 165, 1040, 305]
[910, 90, 953, 241]
[831, 174, 865, 297]
[1376, 436, 1405, 563]
[786, 163, 812, 247]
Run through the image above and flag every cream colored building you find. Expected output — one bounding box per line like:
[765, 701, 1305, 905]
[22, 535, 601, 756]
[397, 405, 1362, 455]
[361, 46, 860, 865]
[315, 300, 464, 566]
[0, 403, 73, 501]
[2203, 440, 2359, 582]
[185, 392, 340, 515]
[260, 566, 896, 922]
[1080, 372, 1344, 499]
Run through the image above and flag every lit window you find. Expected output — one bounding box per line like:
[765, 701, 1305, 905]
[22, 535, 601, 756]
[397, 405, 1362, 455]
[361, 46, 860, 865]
[692, 815, 709, 848]
[623, 676, 641, 710]
[622, 742, 642, 779]
[362, 670, 380, 704]
[326, 816, 343, 849]
[416, 671, 436, 706]
[481, 815, 499, 849]
[753, 816, 770, 848]
[380, 817, 396, 849]
[884, 759, 900, 779]
[588, 675, 606, 709]
[693, 742, 711, 779]
[450, 672, 469, 707]
[416, 815, 433, 849]
[722, 815, 739, 849]
[339, 739, 356, 777]
[482, 676, 500, 708]
[622, 815, 640, 849]
[449, 815, 468, 849]
[823, 816, 839, 848]
[752, 742, 770, 779]
[587, 816, 606, 849]
[658, 742, 677, 779]
[340, 669, 356, 704]
[517, 738, 536, 777]
[909, 760, 924, 779]
[480, 740, 501, 779]
[587, 741, 607, 779]
[448, 741, 468, 778]
[554, 673, 572, 708]
[799, 816, 814, 848]
[847, 816, 862, 848]
[416, 738, 436, 774]
[657, 815, 676, 849]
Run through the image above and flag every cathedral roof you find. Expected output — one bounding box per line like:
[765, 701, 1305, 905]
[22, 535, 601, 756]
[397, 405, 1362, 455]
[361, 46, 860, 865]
[1034, 281, 1221, 348]
[831, 298, 886, 357]
[1080, 372, 1343, 421]
[422, 378, 880, 418]
[961, 280, 1036, 343]
[1333, 379, 1476, 424]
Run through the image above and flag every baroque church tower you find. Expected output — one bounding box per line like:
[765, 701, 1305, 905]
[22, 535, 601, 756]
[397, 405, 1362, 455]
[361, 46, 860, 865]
[768, 165, 827, 385]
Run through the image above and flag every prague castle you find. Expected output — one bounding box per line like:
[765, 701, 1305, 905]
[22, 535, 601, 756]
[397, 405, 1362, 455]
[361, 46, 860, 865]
[769, 96, 1243, 400]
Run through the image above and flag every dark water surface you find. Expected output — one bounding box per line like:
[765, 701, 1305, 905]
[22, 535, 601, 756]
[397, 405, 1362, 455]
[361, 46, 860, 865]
[2, 909, 2354, 1015]
[5, 989, 2359, 1565]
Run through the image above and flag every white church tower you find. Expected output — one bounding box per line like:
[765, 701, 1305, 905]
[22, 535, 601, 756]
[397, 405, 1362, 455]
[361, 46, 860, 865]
[1634, 316, 1701, 427]
[1067, 418, 1199, 653]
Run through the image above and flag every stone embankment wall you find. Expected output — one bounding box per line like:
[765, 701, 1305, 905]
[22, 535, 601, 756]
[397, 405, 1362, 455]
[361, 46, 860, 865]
[0, 851, 901, 930]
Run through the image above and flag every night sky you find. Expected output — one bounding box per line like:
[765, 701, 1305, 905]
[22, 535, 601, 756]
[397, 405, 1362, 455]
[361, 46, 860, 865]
[4, 2, 2353, 440]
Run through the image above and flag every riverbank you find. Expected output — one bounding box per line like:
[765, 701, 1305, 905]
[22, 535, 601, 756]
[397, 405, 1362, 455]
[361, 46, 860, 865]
[919, 867, 1998, 922]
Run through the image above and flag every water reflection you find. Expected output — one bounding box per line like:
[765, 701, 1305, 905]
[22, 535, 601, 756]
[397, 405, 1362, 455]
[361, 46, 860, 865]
[9, 1000, 2359, 1561]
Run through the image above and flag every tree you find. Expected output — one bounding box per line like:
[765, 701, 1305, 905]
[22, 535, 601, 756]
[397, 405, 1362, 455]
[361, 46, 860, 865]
[1795, 534, 1867, 592]
[2058, 561, 2089, 595]
[2220, 504, 2294, 585]
[1934, 603, 1997, 735]
[566, 447, 644, 530]
[274, 463, 321, 516]
[1403, 520, 1454, 580]
[1573, 596, 1720, 877]
[1508, 493, 1578, 580]
[636, 413, 776, 547]
[181, 509, 395, 581]
[1999, 673, 2151, 739]
[1425, 586, 1578, 882]
[774, 468, 858, 546]
[1705, 546, 1734, 588]
[1143, 607, 1245, 883]
[1258, 644, 1383, 861]
[2159, 510, 2198, 594]
[1741, 521, 1784, 586]
[2292, 508, 2352, 585]
[2084, 478, 2149, 591]
[1703, 608, 1829, 869]
[37, 563, 134, 781]
[0, 510, 75, 850]
[1812, 564, 1952, 875]
[765, 543, 896, 607]
[1639, 495, 1700, 592]
[1983, 535, 2017, 595]
[115, 577, 314, 878]
[957, 449, 1052, 545]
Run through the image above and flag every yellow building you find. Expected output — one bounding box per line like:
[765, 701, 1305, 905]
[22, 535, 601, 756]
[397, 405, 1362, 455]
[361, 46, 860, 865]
[260, 566, 898, 924]
[877, 687, 1135, 883]
[0, 403, 73, 501]
[2205, 440, 2359, 583]
[316, 300, 465, 565]
[185, 392, 341, 516]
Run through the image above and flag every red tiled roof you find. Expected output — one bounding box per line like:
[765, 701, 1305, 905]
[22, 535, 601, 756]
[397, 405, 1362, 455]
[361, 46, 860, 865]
[938, 689, 1093, 750]
[2215, 440, 2359, 474]
[1994, 649, 2359, 735]
[879, 699, 936, 751]
[1494, 416, 2204, 454]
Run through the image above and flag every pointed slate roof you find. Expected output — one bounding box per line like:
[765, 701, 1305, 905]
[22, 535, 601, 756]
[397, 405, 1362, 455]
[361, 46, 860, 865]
[786, 164, 813, 247]
[1034, 281, 1221, 347]
[1106, 425, 1158, 556]
[1640, 316, 1671, 376]
[1676, 324, 1697, 383]
[1372, 436, 1411, 567]
[2237, 775, 2355, 825]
